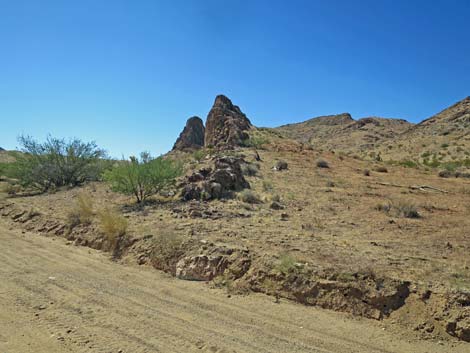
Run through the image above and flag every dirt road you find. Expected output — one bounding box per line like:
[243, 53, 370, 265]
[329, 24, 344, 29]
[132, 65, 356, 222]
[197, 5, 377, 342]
[0, 222, 465, 353]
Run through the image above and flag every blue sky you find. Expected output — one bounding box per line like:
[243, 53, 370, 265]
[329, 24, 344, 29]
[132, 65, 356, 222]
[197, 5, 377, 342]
[1, 0, 469, 157]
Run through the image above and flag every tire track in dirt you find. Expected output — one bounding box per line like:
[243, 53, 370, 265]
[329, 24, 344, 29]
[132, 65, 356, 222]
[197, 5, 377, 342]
[1, 223, 466, 353]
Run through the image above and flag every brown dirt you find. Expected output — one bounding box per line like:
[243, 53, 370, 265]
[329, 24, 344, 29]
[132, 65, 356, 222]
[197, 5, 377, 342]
[1, 220, 467, 353]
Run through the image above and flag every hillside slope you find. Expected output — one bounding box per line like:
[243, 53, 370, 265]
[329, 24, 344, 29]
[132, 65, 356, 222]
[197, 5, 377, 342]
[375, 97, 470, 163]
[275, 113, 412, 155]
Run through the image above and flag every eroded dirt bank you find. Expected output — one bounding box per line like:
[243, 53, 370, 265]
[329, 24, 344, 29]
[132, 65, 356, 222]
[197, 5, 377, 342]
[1, 221, 467, 353]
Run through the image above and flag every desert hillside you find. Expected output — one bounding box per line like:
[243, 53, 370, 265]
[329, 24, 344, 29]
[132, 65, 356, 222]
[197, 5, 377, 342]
[274, 98, 470, 168]
[274, 113, 413, 155]
[375, 97, 470, 164]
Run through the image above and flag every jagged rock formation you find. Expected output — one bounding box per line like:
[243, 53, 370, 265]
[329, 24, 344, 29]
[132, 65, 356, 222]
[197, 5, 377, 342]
[172, 116, 205, 151]
[181, 156, 250, 201]
[204, 95, 252, 149]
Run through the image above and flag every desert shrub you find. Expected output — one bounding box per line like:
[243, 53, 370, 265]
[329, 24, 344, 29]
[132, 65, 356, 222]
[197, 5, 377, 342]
[240, 162, 259, 176]
[13, 135, 106, 191]
[238, 189, 262, 204]
[242, 135, 269, 149]
[455, 171, 470, 179]
[375, 166, 388, 173]
[192, 149, 208, 162]
[375, 202, 392, 213]
[274, 254, 300, 275]
[438, 170, 453, 178]
[375, 200, 420, 218]
[363, 169, 371, 176]
[262, 180, 274, 192]
[316, 159, 330, 168]
[104, 152, 182, 203]
[395, 201, 420, 218]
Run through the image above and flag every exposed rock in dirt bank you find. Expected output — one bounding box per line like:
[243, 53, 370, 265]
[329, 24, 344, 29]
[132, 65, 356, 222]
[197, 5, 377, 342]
[172, 116, 205, 151]
[181, 156, 250, 201]
[204, 95, 252, 149]
[244, 266, 410, 320]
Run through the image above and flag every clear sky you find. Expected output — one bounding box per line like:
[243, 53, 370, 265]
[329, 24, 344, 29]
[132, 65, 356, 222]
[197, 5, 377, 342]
[1, 0, 469, 157]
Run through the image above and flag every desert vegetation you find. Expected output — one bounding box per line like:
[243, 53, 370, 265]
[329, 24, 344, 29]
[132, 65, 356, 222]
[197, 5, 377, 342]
[104, 152, 182, 203]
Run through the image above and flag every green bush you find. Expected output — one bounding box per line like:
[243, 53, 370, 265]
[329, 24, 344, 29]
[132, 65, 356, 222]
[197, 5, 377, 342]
[12, 135, 106, 191]
[192, 149, 208, 162]
[104, 152, 182, 203]
[242, 135, 270, 149]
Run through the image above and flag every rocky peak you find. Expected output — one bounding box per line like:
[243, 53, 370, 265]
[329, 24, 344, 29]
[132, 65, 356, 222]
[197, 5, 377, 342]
[172, 116, 205, 151]
[204, 95, 252, 149]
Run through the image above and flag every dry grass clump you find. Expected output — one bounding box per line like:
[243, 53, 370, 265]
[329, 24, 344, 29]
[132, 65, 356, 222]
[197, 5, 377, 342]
[150, 231, 186, 272]
[375, 200, 420, 218]
[238, 189, 262, 204]
[98, 208, 127, 244]
[395, 200, 420, 218]
[66, 192, 94, 229]
[316, 159, 330, 168]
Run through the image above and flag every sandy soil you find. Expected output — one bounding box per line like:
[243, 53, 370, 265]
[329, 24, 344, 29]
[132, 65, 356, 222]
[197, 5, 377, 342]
[1, 220, 466, 353]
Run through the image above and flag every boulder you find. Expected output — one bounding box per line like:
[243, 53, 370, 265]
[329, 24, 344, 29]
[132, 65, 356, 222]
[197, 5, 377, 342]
[205, 95, 252, 149]
[181, 156, 250, 201]
[273, 160, 288, 171]
[172, 116, 205, 151]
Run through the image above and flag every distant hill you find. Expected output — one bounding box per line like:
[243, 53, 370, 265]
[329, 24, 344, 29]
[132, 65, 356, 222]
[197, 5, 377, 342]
[274, 113, 412, 155]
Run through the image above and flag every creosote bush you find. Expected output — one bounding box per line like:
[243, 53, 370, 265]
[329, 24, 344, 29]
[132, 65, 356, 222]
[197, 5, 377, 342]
[13, 135, 107, 191]
[104, 152, 182, 203]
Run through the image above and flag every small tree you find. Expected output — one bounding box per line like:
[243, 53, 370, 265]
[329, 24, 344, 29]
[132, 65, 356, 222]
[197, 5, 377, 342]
[14, 135, 106, 191]
[104, 152, 182, 203]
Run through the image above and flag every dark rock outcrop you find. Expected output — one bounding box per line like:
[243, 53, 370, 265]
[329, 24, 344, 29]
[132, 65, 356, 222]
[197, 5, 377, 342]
[172, 116, 205, 151]
[181, 156, 250, 201]
[204, 95, 252, 149]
